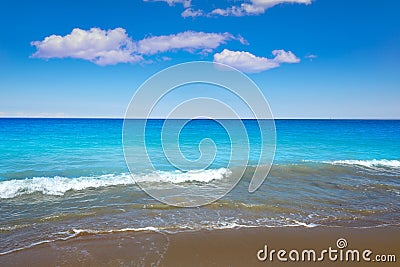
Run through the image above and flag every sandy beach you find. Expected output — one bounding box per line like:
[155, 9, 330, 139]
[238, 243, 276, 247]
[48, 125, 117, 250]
[1, 226, 398, 266]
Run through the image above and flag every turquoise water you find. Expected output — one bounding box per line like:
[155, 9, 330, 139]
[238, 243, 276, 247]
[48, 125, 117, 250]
[1, 119, 399, 178]
[0, 119, 399, 255]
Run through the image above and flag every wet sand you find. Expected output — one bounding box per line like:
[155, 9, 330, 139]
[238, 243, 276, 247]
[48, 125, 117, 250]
[0, 226, 398, 266]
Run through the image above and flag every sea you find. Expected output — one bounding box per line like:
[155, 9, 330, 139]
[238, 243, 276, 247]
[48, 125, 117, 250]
[0, 118, 399, 255]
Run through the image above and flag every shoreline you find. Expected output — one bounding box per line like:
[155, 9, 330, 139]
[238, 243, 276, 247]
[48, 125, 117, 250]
[1, 225, 398, 266]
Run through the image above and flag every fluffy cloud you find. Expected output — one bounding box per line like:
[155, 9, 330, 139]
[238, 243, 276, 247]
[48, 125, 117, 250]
[211, 0, 311, 16]
[213, 49, 300, 73]
[272, 49, 300, 63]
[31, 28, 245, 65]
[144, 0, 191, 8]
[181, 8, 203, 18]
[136, 31, 245, 55]
[30, 28, 141, 66]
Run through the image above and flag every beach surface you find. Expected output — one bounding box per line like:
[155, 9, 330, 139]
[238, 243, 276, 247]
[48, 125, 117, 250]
[1, 226, 398, 266]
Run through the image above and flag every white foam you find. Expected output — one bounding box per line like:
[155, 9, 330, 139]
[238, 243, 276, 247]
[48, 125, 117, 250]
[286, 219, 320, 228]
[0, 173, 135, 199]
[328, 159, 400, 168]
[138, 168, 231, 184]
[71, 226, 162, 235]
[208, 222, 258, 230]
[0, 168, 231, 199]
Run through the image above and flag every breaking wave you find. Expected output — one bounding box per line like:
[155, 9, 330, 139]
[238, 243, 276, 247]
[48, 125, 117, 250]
[0, 168, 231, 199]
[327, 159, 400, 168]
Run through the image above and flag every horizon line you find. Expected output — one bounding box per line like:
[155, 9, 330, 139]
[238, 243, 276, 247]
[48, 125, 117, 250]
[1, 117, 400, 120]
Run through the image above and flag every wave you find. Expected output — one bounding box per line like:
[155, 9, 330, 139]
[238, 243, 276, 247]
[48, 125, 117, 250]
[2, 159, 397, 199]
[0, 173, 135, 199]
[140, 168, 231, 184]
[326, 159, 400, 168]
[329, 159, 400, 168]
[0, 168, 231, 199]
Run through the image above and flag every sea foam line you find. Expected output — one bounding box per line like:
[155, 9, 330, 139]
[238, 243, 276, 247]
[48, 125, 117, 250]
[0, 168, 231, 199]
[0, 221, 320, 255]
[0, 173, 134, 199]
[327, 159, 400, 168]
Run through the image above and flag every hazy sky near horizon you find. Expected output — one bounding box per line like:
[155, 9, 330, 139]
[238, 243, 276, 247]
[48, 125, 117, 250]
[0, 0, 399, 118]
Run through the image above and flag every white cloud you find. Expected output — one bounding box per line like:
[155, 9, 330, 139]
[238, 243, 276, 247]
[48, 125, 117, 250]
[212, 0, 312, 17]
[143, 0, 311, 17]
[31, 28, 245, 65]
[272, 49, 300, 63]
[144, 0, 191, 8]
[181, 8, 203, 18]
[137, 31, 245, 55]
[30, 28, 141, 66]
[213, 49, 300, 73]
[305, 54, 317, 60]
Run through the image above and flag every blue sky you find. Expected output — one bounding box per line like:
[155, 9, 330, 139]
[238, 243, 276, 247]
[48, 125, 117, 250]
[0, 0, 399, 118]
